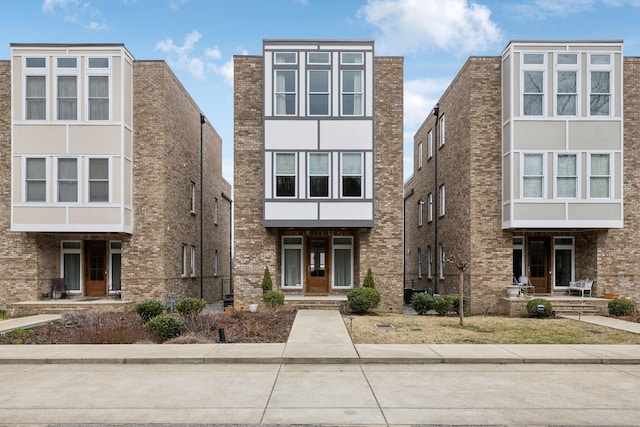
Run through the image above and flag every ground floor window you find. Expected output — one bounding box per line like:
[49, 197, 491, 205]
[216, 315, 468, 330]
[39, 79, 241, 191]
[61, 241, 81, 292]
[332, 236, 353, 288]
[282, 236, 303, 288]
[513, 237, 524, 279]
[554, 237, 574, 287]
[109, 241, 121, 291]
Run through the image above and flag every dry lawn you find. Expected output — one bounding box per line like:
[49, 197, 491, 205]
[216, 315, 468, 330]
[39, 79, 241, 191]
[344, 313, 640, 344]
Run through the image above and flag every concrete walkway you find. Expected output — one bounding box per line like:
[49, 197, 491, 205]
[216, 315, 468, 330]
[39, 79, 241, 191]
[1, 310, 639, 364]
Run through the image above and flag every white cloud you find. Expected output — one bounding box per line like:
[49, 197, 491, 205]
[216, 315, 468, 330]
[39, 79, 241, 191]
[358, 0, 502, 55]
[169, 0, 188, 10]
[41, 0, 77, 13]
[41, 0, 108, 30]
[205, 47, 222, 60]
[404, 77, 450, 131]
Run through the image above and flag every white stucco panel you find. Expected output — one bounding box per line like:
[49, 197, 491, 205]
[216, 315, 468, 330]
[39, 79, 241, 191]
[264, 202, 318, 220]
[264, 120, 318, 150]
[319, 120, 373, 150]
[320, 202, 373, 220]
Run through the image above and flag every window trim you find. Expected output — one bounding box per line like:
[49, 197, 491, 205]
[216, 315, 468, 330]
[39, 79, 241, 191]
[427, 245, 433, 279]
[588, 53, 613, 117]
[24, 57, 48, 121]
[55, 57, 79, 121]
[417, 141, 423, 170]
[522, 153, 546, 199]
[24, 157, 47, 203]
[555, 53, 579, 117]
[190, 245, 196, 277]
[521, 52, 546, 117]
[60, 240, 82, 294]
[181, 244, 188, 277]
[555, 153, 579, 199]
[56, 157, 79, 203]
[190, 181, 196, 213]
[553, 236, 575, 288]
[417, 247, 423, 279]
[340, 69, 364, 116]
[340, 152, 363, 198]
[275, 152, 297, 198]
[332, 236, 354, 289]
[307, 69, 330, 116]
[274, 51, 297, 65]
[427, 192, 433, 223]
[274, 69, 297, 116]
[588, 152, 612, 199]
[439, 243, 446, 280]
[109, 240, 122, 292]
[439, 184, 446, 217]
[308, 152, 331, 199]
[87, 157, 110, 203]
[418, 200, 424, 227]
[307, 51, 331, 65]
[427, 130, 433, 159]
[340, 52, 364, 65]
[439, 115, 445, 147]
[282, 236, 303, 289]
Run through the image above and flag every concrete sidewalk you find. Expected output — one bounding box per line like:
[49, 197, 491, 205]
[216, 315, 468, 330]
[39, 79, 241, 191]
[1, 309, 639, 364]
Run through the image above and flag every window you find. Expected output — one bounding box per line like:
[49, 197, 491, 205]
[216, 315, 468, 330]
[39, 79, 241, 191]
[190, 181, 196, 213]
[25, 158, 46, 202]
[590, 153, 610, 198]
[427, 245, 433, 279]
[57, 158, 78, 202]
[213, 197, 219, 224]
[275, 70, 296, 115]
[308, 52, 330, 64]
[275, 52, 297, 64]
[341, 153, 362, 197]
[213, 250, 218, 277]
[556, 53, 578, 116]
[333, 237, 353, 287]
[190, 245, 196, 277]
[523, 53, 545, 116]
[418, 200, 424, 227]
[556, 154, 577, 198]
[523, 153, 544, 198]
[340, 52, 363, 64]
[309, 153, 330, 198]
[61, 241, 81, 292]
[26, 76, 46, 120]
[88, 158, 109, 202]
[308, 70, 329, 116]
[417, 141, 423, 170]
[341, 70, 363, 116]
[89, 57, 109, 68]
[181, 244, 187, 277]
[439, 243, 445, 280]
[88, 76, 109, 120]
[439, 185, 446, 217]
[427, 193, 433, 222]
[554, 237, 574, 287]
[417, 248, 423, 279]
[512, 237, 524, 279]
[282, 236, 303, 288]
[110, 241, 122, 292]
[427, 130, 433, 159]
[275, 153, 296, 197]
[439, 115, 445, 147]
[590, 54, 611, 116]
[56, 57, 78, 121]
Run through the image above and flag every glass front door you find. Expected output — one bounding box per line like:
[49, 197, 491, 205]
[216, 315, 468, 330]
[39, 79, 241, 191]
[306, 237, 329, 294]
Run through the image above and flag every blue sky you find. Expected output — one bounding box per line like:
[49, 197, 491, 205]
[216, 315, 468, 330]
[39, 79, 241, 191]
[3, 0, 640, 184]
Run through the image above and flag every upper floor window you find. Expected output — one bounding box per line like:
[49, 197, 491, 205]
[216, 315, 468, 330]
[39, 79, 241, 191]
[340, 52, 364, 65]
[88, 76, 109, 120]
[417, 141, 423, 170]
[308, 70, 330, 116]
[190, 181, 196, 213]
[88, 158, 109, 202]
[523, 153, 544, 198]
[308, 153, 330, 198]
[213, 197, 219, 224]
[418, 200, 424, 227]
[427, 130, 433, 159]
[427, 245, 433, 279]
[56, 57, 78, 120]
[341, 70, 363, 116]
[439, 243, 446, 280]
[181, 244, 187, 277]
[589, 153, 611, 198]
[589, 54, 611, 116]
[439, 184, 446, 217]
[26, 76, 46, 120]
[341, 152, 362, 198]
[57, 158, 78, 202]
[88, 57, 109, 68]
[417, 247, 423, 279]
[274, 52, 297, 64]
[427, 192, 433, 222]
[308, 52, 330, 64]
[439, 115, 445, 147]
[556, 154, 577, 198]
[523, 53, 545, 116]
[190, 245, 196, 277]
[556, 53, 578, 116]
[275, 153, 296, 197]
[25, 158, 46, 202]
[274, 70, 297, 115]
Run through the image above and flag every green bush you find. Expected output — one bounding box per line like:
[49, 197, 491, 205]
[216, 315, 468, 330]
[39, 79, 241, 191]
[410, 292, 433, 315]
[135, 300, 165, 322]
[526, 298, 553, 318]
[175, 297, 207, 315]
[449, 294, 469, 315]
[262, 290, 285, 307]
[362, 268, 375, 288]
[433, 295, 453, 316]
[608, 298, 636, 317]
[261, 267, 273, 291]
[144, 314, 183, 342]
[347, 287, 381, 313]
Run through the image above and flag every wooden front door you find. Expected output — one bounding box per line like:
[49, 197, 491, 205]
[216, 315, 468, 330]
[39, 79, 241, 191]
[85, 240, 107, 297]
[306, 237, 330, 294]
[528, 237, 550, 294]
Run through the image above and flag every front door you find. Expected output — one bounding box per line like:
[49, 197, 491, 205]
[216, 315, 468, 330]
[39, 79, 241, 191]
[85, 240, 107, 297]
[306, 237, 329, 294]
[528, 237, 550, 294]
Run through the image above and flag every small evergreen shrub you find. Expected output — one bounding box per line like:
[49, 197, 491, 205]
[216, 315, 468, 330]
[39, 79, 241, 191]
[175, 297, 207, 315]
[449, 294, 469, 315]
[410, 292, 433, 315]
[347, 287, 381, 313]
[135, 300, 165, 322]
[433, 295, 453, 316]
[144, 314, 183, 342]
[526, 298, 553, 318]
[608, 298, 636, 317]
[262, 290, 285, 307]
[362, 268, 375, 288]
[261, 267, 273, 291]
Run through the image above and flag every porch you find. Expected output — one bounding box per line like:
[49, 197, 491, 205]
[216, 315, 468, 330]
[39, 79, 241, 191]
[7, 297, 134, 316]
[499, 295, 611, 317]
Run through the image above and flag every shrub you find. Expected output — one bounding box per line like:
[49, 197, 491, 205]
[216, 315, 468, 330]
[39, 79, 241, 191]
[362, 268, 375, 288]
[135, 300, 165, 322]
[347, 287, 381, 314]
[144, 315, 183, 342]
[608, 298, 636, 317]
[449, 294, 469, 315]
[410, 292, 433, 315]
[175, 297, 207, 315]
[526, 298, 553, 318]
[261, 267, 273, 292]
[433, 295, 453, 316]
[262, 290, 285, 308]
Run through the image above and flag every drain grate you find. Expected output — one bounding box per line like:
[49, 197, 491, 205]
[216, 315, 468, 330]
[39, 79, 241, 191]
[375, 324, 394, 329]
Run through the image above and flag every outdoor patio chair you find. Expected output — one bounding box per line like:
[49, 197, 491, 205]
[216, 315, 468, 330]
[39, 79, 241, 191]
[50, 278, 68, 300]
[518, 275, 535, 296]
